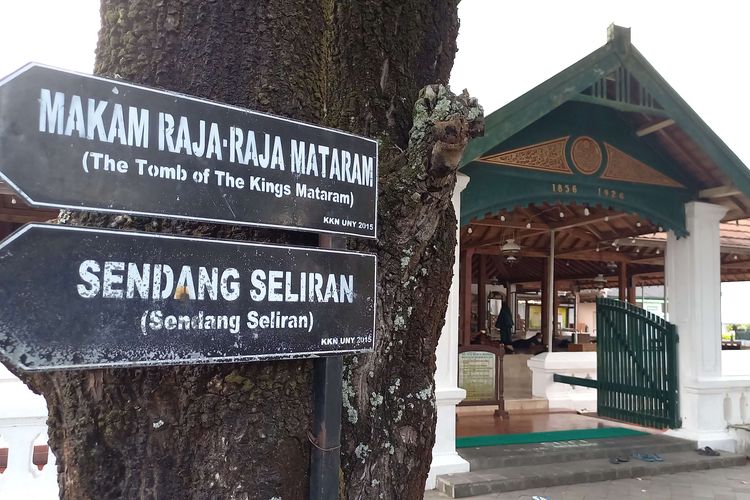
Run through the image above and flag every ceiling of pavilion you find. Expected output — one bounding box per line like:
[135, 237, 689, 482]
[463, 203, 750, 287]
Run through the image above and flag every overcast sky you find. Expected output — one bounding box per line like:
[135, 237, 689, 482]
[0, 0, 748, 321]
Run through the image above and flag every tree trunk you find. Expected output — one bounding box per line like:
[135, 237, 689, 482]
[25, 1, 325, 498]
[326, 3, 481, 498]
[14, 1, 483, 499]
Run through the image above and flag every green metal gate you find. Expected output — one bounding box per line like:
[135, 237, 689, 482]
[555, 298, 680, 429]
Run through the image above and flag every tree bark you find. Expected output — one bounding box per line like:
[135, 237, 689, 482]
[25, 1, 326, 498]
[13, 1, 483, 499]
[326, 3, 481, 498]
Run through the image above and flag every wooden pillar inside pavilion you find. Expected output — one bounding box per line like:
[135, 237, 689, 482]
[540, 257, 549, 341]
[553, 279, 560, 337]
[477, 255, 487, 333]
[619, 262, 627, 301]
[627, 273, 637, 305]
[460, 248, 475, 345]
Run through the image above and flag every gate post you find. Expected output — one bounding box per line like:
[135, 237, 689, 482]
[665, 201, 732, 449]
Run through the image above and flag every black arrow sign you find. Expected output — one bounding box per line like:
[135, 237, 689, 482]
[0, 224, 376, 371]
[0, 64, 378, 237]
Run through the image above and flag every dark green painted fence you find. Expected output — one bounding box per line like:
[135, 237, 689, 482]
[555, 298, 680, 429]
[596, 298, 680, 429]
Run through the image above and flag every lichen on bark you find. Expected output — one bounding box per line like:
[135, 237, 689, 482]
[340, 84, 482, 500]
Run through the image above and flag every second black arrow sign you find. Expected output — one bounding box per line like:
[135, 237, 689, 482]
[0, 224, 376, 371]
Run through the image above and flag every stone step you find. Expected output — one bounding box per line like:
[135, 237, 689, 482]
[459, 434, 695, 470]
[436, 450, 747, 498]
[503, 398, 549, 414]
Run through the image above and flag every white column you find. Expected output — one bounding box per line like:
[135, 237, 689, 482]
[426, 173, 470, 489]
[665, 201, 733, 449]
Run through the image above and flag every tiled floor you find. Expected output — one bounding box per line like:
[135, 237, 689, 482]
[457, 410, 645, 437]
[425, 464, 750, 499]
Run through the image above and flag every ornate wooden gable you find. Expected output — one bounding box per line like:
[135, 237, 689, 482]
[459, 25, 750, 237]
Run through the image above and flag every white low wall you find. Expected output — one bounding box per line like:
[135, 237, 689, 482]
[667, 376, 750, 454]
[527, 352, 597, 412]
[0, 365, 57, 499]
[720, 352, 750, 453]
[528, 351, 750, 455]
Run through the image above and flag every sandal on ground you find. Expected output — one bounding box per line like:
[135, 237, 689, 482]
[696, 446, 720, 456]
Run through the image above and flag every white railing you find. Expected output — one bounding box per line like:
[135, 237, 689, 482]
[0, 365, 58, 499]
[527, 352, 598, 412]
[719, 350, 750, 454]
[722, 384, 750, 426]
[717, 378, 750, 455]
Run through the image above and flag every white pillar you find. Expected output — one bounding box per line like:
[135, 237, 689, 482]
[665, 201, 733, 449]
[426, 173, 470, 489]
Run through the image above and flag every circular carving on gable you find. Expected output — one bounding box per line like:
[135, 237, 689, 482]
[571, 136, 602, 175]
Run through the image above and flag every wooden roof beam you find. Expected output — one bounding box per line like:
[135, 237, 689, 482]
[571, 94, 670, 118]
[631, 256, 664, 265]
[555, 230, 634, 256]
[722, 259, 750, 269]
[474, 245, 633, 263]
[723, 209, 749, 222]
[520, 205, 551, 227]
[615, 237, 665, 249]
[467, 228, 548, 251]
[636, 118, 675, 137]
[557, 249, 631, 263]
[473, 224, 495, 247]
[719, 245, 750, 256]
[699, 185, 742, 200]
[618, 237, 750, 257]
[470, 220, 550, 231]
[517, 229, 552, 240]
[549, 212, 627, 232]
[0, 183, 15, 196]
[475, 247, 547, 257]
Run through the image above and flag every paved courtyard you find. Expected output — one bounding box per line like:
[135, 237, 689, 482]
[425, 464, 750, 499]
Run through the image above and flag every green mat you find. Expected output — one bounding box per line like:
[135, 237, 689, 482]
[456, 427, 648, 448]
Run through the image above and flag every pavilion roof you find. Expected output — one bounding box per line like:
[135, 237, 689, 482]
[460, 25, 750, 223]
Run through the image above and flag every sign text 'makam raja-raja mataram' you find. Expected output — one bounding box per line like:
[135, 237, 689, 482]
[0, 225, 377, 370]
[0, 64, 378, 237]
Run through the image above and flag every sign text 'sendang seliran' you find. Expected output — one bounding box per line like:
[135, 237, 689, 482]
[76, 260, 354, 335]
